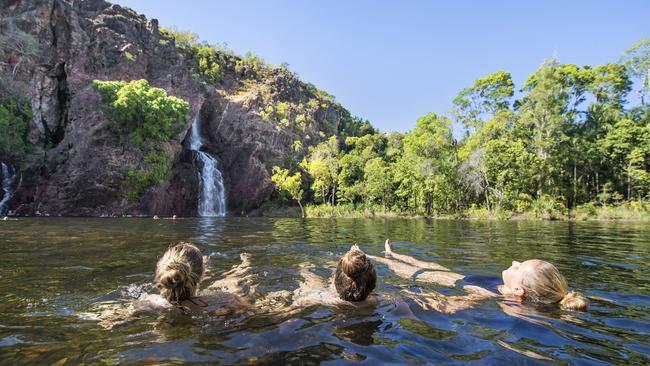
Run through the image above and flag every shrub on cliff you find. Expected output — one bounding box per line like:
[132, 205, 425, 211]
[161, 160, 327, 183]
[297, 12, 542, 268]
[124, 152, 170, 204]
[93, 79, 188, 203]
[0, 100, 31, 164]
[196, 46, 224, 83]
[92, 79, 189, 146]
[159, 27, 225, 83]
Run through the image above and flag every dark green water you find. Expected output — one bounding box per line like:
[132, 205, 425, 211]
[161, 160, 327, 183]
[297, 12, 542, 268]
[0, 218, 648, 365]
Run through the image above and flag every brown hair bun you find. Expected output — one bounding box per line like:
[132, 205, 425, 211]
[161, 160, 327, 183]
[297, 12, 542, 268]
[155, 242, 205, 302]
[334, 245, 376, 302]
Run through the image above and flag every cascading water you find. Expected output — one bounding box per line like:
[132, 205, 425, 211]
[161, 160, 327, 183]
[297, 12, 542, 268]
[0, 162, 21, 215]
[187, 116, 226, 217]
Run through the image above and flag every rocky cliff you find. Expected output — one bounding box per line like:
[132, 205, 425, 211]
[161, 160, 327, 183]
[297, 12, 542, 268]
[0, 0, 367, 216]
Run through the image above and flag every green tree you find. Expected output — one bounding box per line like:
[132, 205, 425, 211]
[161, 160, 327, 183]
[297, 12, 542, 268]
[301, 136, 340, 205]
[364, 157, 393, 210]
[196, 46, 224, 83]
[601, 117, 650, 199]
[620, 38, 650, 103]
[337, 134, 386, 206]
[517, 59, 570, 197]
[453, 70, 514, 129]
[92, 79, 189, 146]
[400, 113, 458, 215]
[271, 166, 305, 217]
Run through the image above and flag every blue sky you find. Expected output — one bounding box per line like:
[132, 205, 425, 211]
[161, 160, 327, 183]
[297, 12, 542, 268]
[115, 0, 648, 134]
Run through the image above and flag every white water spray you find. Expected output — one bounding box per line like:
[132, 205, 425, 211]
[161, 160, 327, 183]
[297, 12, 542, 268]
[187, 116, 226, 217]
[0, 162, 20, 215]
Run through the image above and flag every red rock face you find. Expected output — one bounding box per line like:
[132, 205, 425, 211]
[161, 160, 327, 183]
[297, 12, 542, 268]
[1, 0, 347, 216]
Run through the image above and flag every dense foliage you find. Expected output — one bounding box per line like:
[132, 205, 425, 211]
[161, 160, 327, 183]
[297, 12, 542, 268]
[93, 79, 189, 202]
[124, 152, 171, 204]
[0, 21, 37, 165]
[271, 166, 305, 217]
[92, 79, 188, 146]
[160, 27, 245, 84]
[0, 100, 31, 164]
[273, 40, 650, 219]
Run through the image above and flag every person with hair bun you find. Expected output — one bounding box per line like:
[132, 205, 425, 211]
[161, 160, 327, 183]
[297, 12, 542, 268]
[96, 242, 254, 329]
[154, 242, 205, 303]
[282, 244, 412, 318]
[334, 244, 377, 302]
[151, 242, 253, 313]
[287, 244, 379, 308]
[381, 239, 588, 313]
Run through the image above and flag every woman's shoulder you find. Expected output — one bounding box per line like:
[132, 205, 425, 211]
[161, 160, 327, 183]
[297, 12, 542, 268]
[185, 291, 251, 314]
[130, 294, 172, 314]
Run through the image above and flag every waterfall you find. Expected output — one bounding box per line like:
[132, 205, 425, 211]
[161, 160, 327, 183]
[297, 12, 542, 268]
[0, 162, 20, 216]
[187, 116, 226, 217]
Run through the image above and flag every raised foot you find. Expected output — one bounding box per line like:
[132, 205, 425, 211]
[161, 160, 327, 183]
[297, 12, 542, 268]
[384, 239, 393, 254]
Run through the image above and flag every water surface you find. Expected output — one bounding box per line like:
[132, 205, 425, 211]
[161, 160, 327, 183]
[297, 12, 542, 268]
[0, 218, 648, 364]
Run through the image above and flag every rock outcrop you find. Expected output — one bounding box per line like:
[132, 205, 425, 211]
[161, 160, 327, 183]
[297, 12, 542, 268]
[0, 0, 360, 216]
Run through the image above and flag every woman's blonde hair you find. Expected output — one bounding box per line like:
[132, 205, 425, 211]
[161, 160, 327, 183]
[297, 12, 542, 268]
[520, 260, 587, 310]
[334, 244, 376, 302]
[154, 242, 205, 303]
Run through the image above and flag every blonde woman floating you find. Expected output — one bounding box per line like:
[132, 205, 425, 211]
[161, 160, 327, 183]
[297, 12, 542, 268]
[97, 242, 254, 328]
[378, 239, 587, 313]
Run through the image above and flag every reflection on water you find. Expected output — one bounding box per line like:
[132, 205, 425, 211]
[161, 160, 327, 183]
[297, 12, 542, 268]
[0, 218, 649, 364]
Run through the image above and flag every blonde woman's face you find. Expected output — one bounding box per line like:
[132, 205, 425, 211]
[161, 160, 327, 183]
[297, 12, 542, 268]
[498, 260, 544, 296]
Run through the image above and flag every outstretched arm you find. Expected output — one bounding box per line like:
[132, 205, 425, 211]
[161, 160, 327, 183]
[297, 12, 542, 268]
[384, 239, 451, 271]
[254, 265, 343, 315]
[208, 253, 255, 298]
[94, 293, 172, 329]
[404, 286, 498, 314]
[367, 253, 464, 287]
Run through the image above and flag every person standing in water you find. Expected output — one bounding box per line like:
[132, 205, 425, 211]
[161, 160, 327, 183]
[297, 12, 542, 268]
[376, 239, 587, 313]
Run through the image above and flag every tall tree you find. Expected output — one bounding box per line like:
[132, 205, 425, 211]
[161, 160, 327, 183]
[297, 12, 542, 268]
[271, 166, 305, 218]
[620, 38, 650, 104]
[453, 70, 514, 130]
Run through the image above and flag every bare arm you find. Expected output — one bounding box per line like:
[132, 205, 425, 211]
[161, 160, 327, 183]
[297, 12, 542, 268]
[208, 253, 255, 298]
[384, 239, 452, 271]
[367, 254, 464, 287]
[404, 287, 497, 314]
[95, 294, 172, 329]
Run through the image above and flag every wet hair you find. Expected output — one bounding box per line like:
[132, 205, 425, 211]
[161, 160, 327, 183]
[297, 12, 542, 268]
[334, 244, 376, 302]
[154, 242, 205, 303]
[520, 260, 588, 311]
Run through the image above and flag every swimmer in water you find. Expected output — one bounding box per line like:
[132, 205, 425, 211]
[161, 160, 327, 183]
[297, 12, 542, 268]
[377, 239, 587, 313]
[262, 245, 413, 319]
[97, 242, 253, 328]
[291, 244, 377, 307]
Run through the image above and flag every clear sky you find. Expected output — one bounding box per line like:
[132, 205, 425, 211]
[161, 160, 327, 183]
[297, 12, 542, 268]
[114, 0, 648, 134]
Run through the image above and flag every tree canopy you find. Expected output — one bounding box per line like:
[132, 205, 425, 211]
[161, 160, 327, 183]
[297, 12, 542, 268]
[270, 39, 650, 218]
